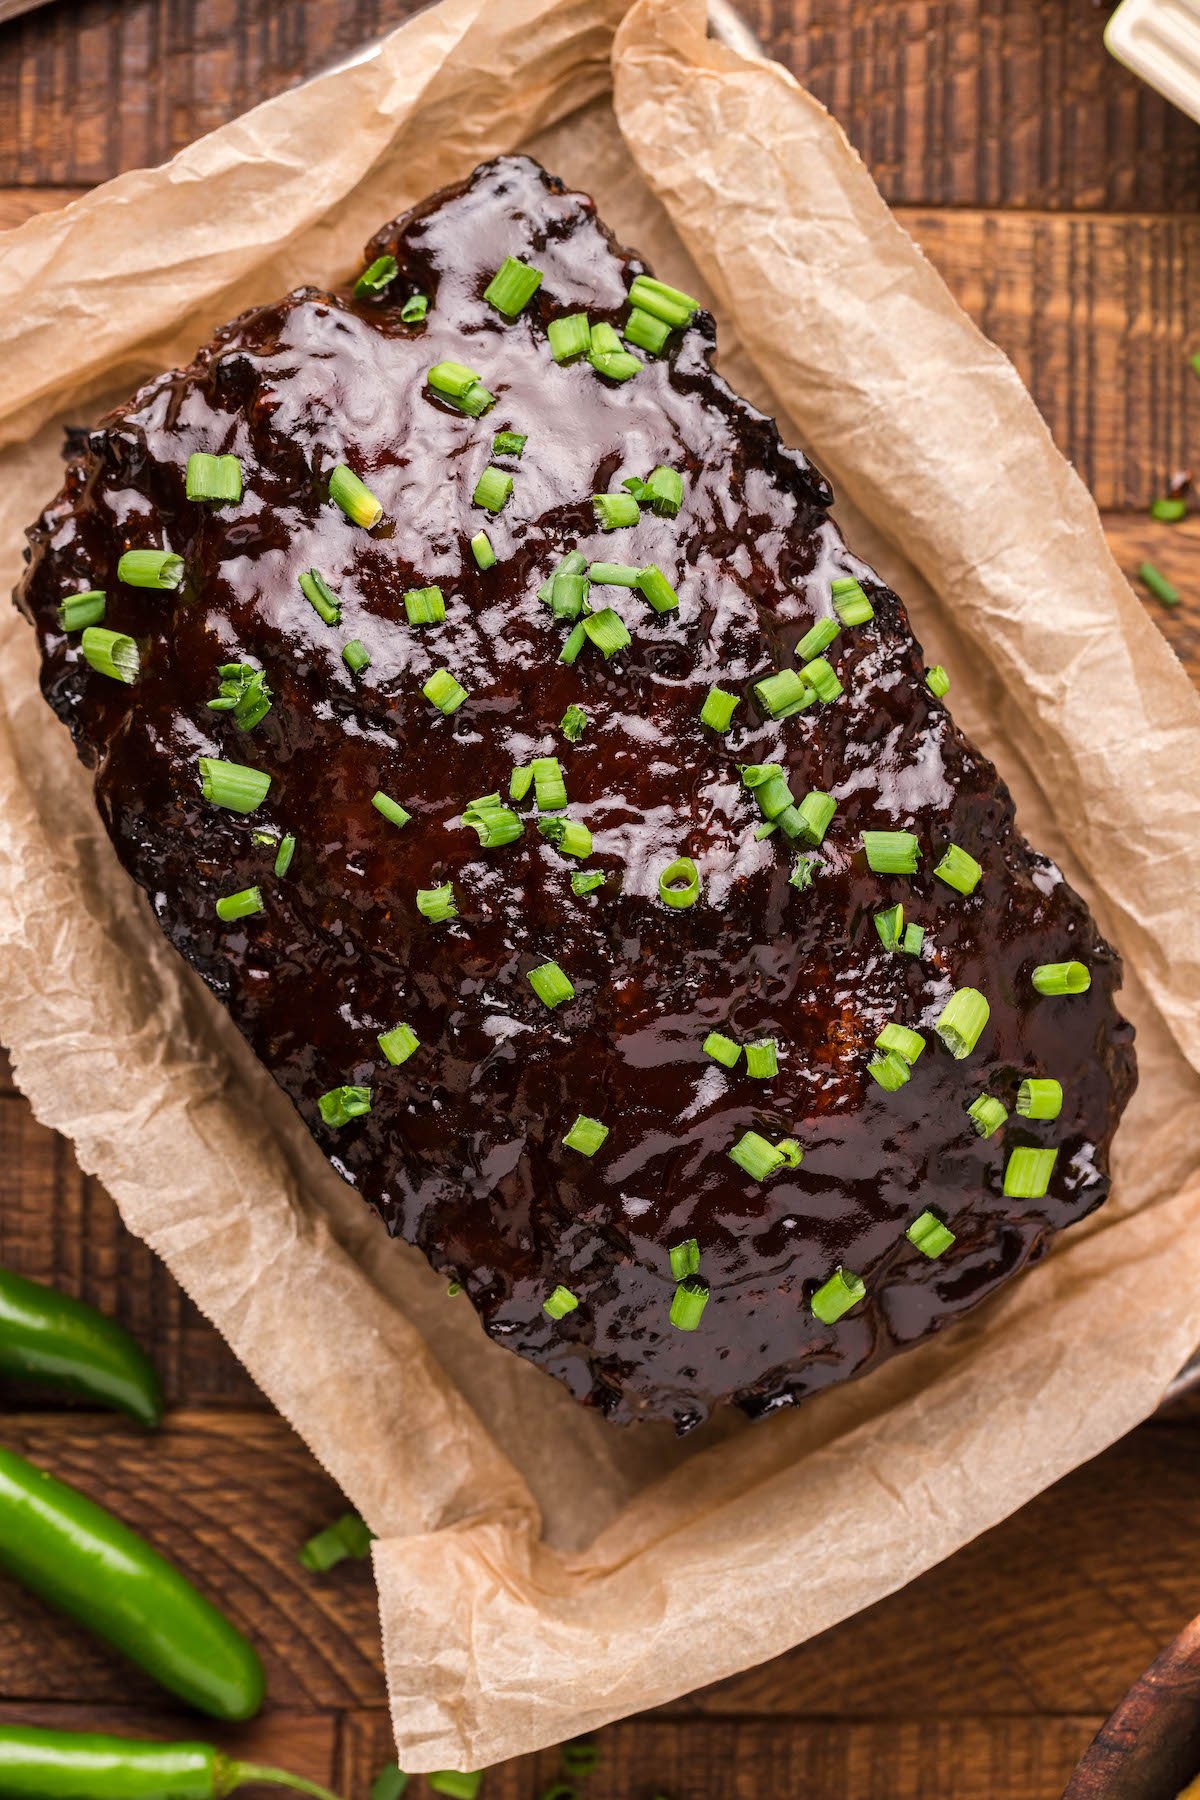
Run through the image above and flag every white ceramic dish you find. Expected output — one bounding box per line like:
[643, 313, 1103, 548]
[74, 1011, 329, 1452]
[1106, 0, 1200, 124]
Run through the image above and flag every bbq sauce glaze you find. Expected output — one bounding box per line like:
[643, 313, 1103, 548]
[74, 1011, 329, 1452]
[14, 157, 1136, 1432]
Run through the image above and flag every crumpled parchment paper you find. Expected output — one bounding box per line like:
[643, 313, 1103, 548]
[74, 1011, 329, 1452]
[0, 0, 1198, 1771]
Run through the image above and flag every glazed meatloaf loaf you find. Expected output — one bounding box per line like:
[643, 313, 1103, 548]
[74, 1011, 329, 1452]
[15, 155, 1136, 1432]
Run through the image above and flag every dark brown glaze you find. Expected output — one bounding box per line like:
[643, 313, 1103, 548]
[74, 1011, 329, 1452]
[13, 156, 1136, 1432]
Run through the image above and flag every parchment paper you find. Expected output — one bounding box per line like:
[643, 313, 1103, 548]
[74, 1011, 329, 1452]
[0, 0, 1198, 1770]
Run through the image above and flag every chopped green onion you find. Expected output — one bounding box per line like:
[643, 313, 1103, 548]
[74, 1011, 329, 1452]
[700, 686, 740, 732]
[274, 835, 296, 877]
[378, 1024, 420, 1066]
[588, 321, 642, 381]
[470, 530, 496, 570]
[867, 1049, 911, 1092]
[318, 1086, 372, 1128]
[636, 565, 679, 614]
[810, 1267, 865, 1325]
[563, 1114, 608, 1156]
[80, 625, 139, 684]
[463, 793, 523, 848]
[400, 293, 428, 323]
[548, 567, 588, 622]
[628, 274, 698, 327]
[548, 313, 591, 362]
[582, 607, 631, 658]
[1017, 1077, 1063, 1120]
[793, 790, 836, 846]
[492, 430, 527, 457]
[776, 1138, 804, 1169]
[926, 665, 950, 697]
[907, 1211, 955, 1259]
[372, 791, 411, 830]
[215, 885, 264, 923]
[298, 1511, 375, 1572]
[426, 360, 496, 417]
[966, 1092, 1008, 1138]
[544, 1285, 579, 1320]
[427, 1777, 481, 1800]
[404, 585, 446, 626]
[423, 668, 468, 714]
[571, 869, 605, 896]
[586, 562, 639, 587]
[532, 756, 567, 811]
[509, 764, 534, 803]
[669, 1239, 701, 1280]
[1138, 561, 1180, 607]
[789, 854, 821, 891]
[342, 639, 370, 674]
[670, 1275, 709, 1332]
[185, 451, 243, 505]
[934, 843, 982, 895]
[560, 703, 588, 742]
[57, 590, 106, 632]
[559, 621, 587, 664]
[624, 307, 672, 354]
[474, 466, 513, 513]
[416, 881, 457, 923]
[593, 491, 640, 530]
[704, 1030, 740, 1068]
[934, 987, 990, 1059]
[484, 255, 543, 317]
[795, 617, 840, 661]
[874, 903, 904, 951]
[754, 668, 814, 719]
[799, 657, 843, 703]
[658, 855, 700, 908]
[1151, 496, 1187, 523]
[642, 466, 684, 517]
[198, 756, 271, 814]
[354, 254, 397, 298]
[728, 1130, 784, 1180]
[207, 662, 272, 729]
[528, 961, 574, 1008]
[117, 548, 183, 590]
[370, 1762, 409, 1800]
[329, 464, 383, 528]
[830, 575, 874, 625]
[902, 922, 925, 955]
[1032, 961, 1091, 995]
[745, 1039, 779, 1079]
[298, 568, 340, 625]
[539, 818, 593, 859]
[861, 830, 920, 874]
[1003, 1146, 1058, 1199]
[876, 1022, 925, 1064]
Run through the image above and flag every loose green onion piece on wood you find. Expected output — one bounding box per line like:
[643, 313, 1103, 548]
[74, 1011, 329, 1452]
[492, 430, 527, 457]
[354, 254, 397, 298]
[624, 307, 672, 354]
[926, 665, 950, 697]
[198, 756, 271, 813]
[185, 451, 243, 504]
[318, 1085, 372, 1128]
[563, 1115, 609, 1156]
[470, 531, 497, 570]
[867, 1049, 911, 1091]
[372, 792, 411, 830]
[934, 987, 990, 1058]
[484, 255, 543, 317]
[794, 618, 840, 662]
[532, 756, 568, 810]
[903, 923, 925, 955]
[1003, 1146, 1058, 1199]
[539, 818, 592, 859]
[800, 657, 843, 703]
[117, 548, 183, 590]
[670, 1275, 709, 1332]
[342, 639, 370, 674]
[57, 590, 106, 632]
[934, 843, 982, 895]
[548, 313, 591, 362]
[560, 703, 588, 742]
[298, 1510, 374, 1571]
[215, 885, 264, 923]
[907, 1211, 955, 1259]
[427, 1775, 482, 1800]
[528, 961, 575, 1008]
[474, 466, 513, 513]
[704, 1031, 741, 1068]
[299, 568, 340, 624]
[966, 1092, 1008, 1137]
[371, 1763, 410, 1800]
[1151, 496, 1187, 523]
[274, 835, 296, 877]
[423, 668, 468, 714]
[80, 626, 139, 683]
[658, 855, 700, 908]
[874, 903, 904, 950]
[208, 662, 272, 729]
[876, 1022, 925, 1064]
[745, 1039, 779, 1079]
[544, 1285, 579, 1320]
[582, 607, 631, 658]
[416, 881, 457, 923]
[593, 491, 641, 530]
[628, 274, 698, 327]
[669, 1239, 701, 1281]
[754, 668, 813, 719]
[1138, 560, 1180, 607]
[378, 1024, 420, 1066]
[794, 790, 836, 846]
[642, 466, 684, 517]
[1032, 960, 1091, 995]
[1017, 1077, 1063, 1120]
[571, 869, 605, 896]
[728, 1130, 785, 1180]
[400, 292, 428, 322]
[329, 464, 383, 528]
[700, 686, 740, 732]
[810, 1267, 865, 1325]
[636, 565, 679, 614]
[404, 585, 446, 625]
[586, 562, 639, 587]
[861, 830, 920, 874]
[830, 575, 874, 624]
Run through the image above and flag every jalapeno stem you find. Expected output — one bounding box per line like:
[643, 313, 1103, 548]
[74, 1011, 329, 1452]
[215, 1758, 345, 1800]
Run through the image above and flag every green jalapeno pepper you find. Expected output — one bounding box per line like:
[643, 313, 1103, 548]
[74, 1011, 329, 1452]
[0, 1268, 163, 1427]
[0, 1448, 265, 1720]
[0, 1726, 343, 1799]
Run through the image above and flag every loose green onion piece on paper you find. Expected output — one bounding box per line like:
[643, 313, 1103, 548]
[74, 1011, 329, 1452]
[670, 1275, 709, 1332]
[642, 466, 684, 517]
[215, 885, 264, 924]
[745, 1038, 779, 1080]
[400, 292, 428, 323]
[728, 1130, 785, 1181]
[543, 1285, 579, 1321]
[548, 313, 591, 362]
[800, 657, 843, 703]
[624, 307, 673, 354]
[493, 430, 527, 457]
[80, 625, 139, 684]
[754, 668, 814, 720]
[790, 854, 821, 891]
[1151, 496, 1187, 523]
[342, 639, 371, 674]
[700, 686, 740, 732]
[423, 668, 468, 714]
[559, 621, 588, 664]
[329, 463, 383, 528]
[404, 585, 446, 626]
[371, 1763, 410, 1800]
[539, 818, 592, 859]
[669, 1239, 701, 1281]
[428, 1776, 483, 1800]
[582, 607, 631, 658]
[528, 960, 575, 1008]
[1138, 560, 1180, 607]
[484, 255, 543, 318]
[867, 1049, 911, 1092]
[299, 568, 340, 625]
[934, 987, 990, 1059]
[874, 903, 904, 950]
[903, 923, 925, 955]
[966, 1092, 1008, 1138]
[354, 254, 397, 298]
[658, 855, 700, 908]
[934, 843, 982, 895]
[636, 565, 679, 614]
[274, 835, 296, 877]
[830, 575, 874, 625]
[463, 794, 523, 848]
[298, 1510, 374, 1572]
[876, 1021, 925, 1064]
[1017, 1076, 1063, 1120]
[588, 321, 642, 382]
[571, 869, 605, 896]
[1032, 960, 1091, 995]
[198, 756, 271, 813]
[470, 530, 497, 570]
[57, 590, 106, 632]
[185, 451, 243, 504]
[926, 665, 950, 697]
[1003, 1146, 1058, 1200]
[532, 756, 568, 811]
[474, 466, 513, 513]
[378, 1024, 420, 1066]
[861, 830, 920, 874]
[593, 491, 641, 530]
[704, 1030, 741, 1068]
[372, 791, 411, 830]
[560, 703, 588, 742]
[318, 1085, 372, 1128]
[793, 790, 836, 846]
[628, 273, 699, 328]
[907, 1211, 955, 1259]
[117, 548, 183, 590]
[563, 1114, 609, 1157]
[416, 881, 457, 924]
[587, 562, 639, 587]
[810, 1267, 865, 1325]
[208, 662, 272, 729]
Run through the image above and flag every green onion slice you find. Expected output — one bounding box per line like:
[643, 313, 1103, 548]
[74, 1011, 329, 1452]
[754, 668, 813, 720]
[1032, 961, 1091, 996]
[329, 464, 383, 528]
[670, 1275, 709, 1332]
[800, 657, 843, 703]
[185, 452, 243, 504]
[588, 321, 642, 381]
[298, 568, 340, 625]
[669, 1239, 701, 1280]
[1150, 496, 1188, 523]
[215, 885, 264, 923]
[582, 607, 631, 658]
[906, 1211, 955, 1258]
[372, 791, 412, 830]
[934, 843, 982, 895]
[628, 274, 698, 328]
[416, 881, 457, 923]
[378, 1024, 420, 1066]
[57, 590, 106, 632]
[207, 662, 272, 729]
[117, 548, 183, 590]
[642, 466, 683, 517]
[463, 793, 523, 848]
[274, 835, 296, 877]
[776, 1138, 804, 1169]
[571, 870, 605, 897]
[317, 1086, 372, 1128]
[539, 818, 592, 859]
[874, 903, 904, 951]
[484, 255, 543, 318]
[636, 565, 679, 614]
[559, 621, 588, 664]
[470, 531, 496, 570]
[531, 756, 568, 811]
[934, 987, 990, 1059]
[728, 1130, 784, 1180]
[1138, 561, 1180, 607]
[404, 585, 446, 626]
[198, 756, 271, 814]
[867, 1049, 911, 1092]
[789, 854, 821, 891]
[548, 313, 591, 362]
[528, 961, 575, 1008]
[810, 1267, 865, 1325]
[370, 1761, 408, 1800]
[427, 1776, 482, 1800]
[354, 254, 397, 298]
[966, 1092, 1007, 1138]
[745, 1038, 779, 1079]
[624, 308, 672, 354]
[1003, 1146, 1058, 1199]
[794, 790, 836, 846]
[80, 626, 139, 684]
[586, 562, 639, 587]
[902, 922, 925, 956]
[563, 1114, 609, 1157]
[876, 1022, 925, 1064]
[423, 669, 468, 714]
[861, 830, 920, 874]
[658, 855, 700, 908]
[926, 665, 950, 697]
[473, 467, 513, 514]
[1017, 1077, 1063, 1120]
[795, 617, 840, 661]
[426, 360, 496, 418]
[400, 293, 428, 323]
[492, 430, 527, 457]
[560, 703, 588, 742]
[342, 639, 370, 674]
[700, 686, 739, 732]
[593, 491, 640, 530]
[830, 575, 874, 625]
[544, 1285, 579, 1320]
[703, 1031, 741, 1068]
[298, 1510, 375, 1572]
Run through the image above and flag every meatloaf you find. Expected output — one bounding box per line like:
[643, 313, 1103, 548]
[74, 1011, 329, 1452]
[14, 155, 1136, 1432]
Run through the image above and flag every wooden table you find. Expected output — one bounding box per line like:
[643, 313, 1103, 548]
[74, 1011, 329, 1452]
[0, 3, 1197, 1795]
